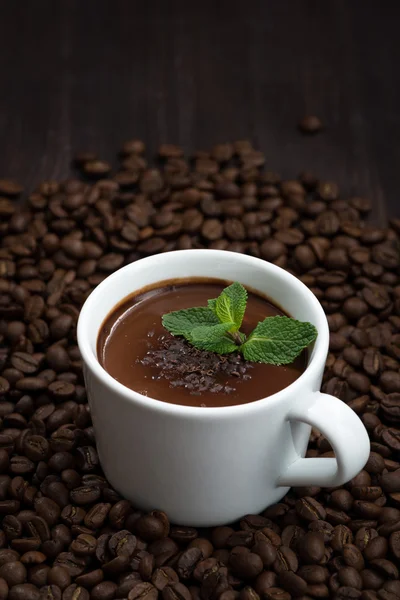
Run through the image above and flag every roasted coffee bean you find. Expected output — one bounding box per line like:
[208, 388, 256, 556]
[298, 116, 323, 134]
[108, 530, 136, 557]
[24, 436, 49, 461]
[9, 583, 40, 600]
[176, 548, 202, 580]
[133, 551, 154, 581]
[229, 548, 263, 579]
[81, 503, 110, 530]
[152, 568, 179, 591]
[69, 486, 101, 505]
[369, 559, 399, 579]
[343, 544, 365, 571]
[363, 536, 388, 561]
[70, 535, 97, 556]
[39, 584, 62, 600]
[34, 497, 61, 526]
[273, 546, 298, 574]
[75, 571, 103, 589]
[135, 515, 168, 543]
[47, 567, 71, 591]
[280, 525, 305, 550]
[389, 530, 400, 559]
[252, 540, 277, 568]
[227, 531, 254, 548]
[20, 552, 46, 566]
[63, 584, 90, 600]
[278, 571, 307, 596]
[200, 564, 229, 598]
[262, 588, 290, 600]
[0, 562, 27, 586]
[295, 497, 326, 521]
[52, 553, 86, 577]
[187, 539, 213, 560]
[296, 532, 324, 564]
[162, 583, 191, 600]
[128, 582, 158, 600]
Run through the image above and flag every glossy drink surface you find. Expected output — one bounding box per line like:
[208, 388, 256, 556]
[97, 279, 307, 407]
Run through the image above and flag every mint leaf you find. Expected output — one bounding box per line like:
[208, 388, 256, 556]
[241, 316, 317, 365]
[215, 293, 235, 328]
[215, 282, 247, 331]
[207, 298, 217, 314]
[188, 322, 237, 353]
[162, 307, 219, 337]
[162, 282, 317, 366]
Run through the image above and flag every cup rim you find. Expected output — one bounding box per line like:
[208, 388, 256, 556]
[77, 250, 329, 418]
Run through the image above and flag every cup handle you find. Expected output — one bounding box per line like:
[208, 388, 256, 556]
[278, 392, 371, 488]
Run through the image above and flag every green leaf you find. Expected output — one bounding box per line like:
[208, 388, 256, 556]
[216, 282, 248, 331]
[207, 298, 217, 314]
[241, 316, 317, 365]
[162, 307, 219, 337]
[215, 293, 235, 328]
[188, 322, 238, 353]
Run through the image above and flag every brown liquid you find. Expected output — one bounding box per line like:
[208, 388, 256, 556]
[97, 279, 307, 408]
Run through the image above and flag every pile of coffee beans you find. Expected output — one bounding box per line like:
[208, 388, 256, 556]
[1, 140, 400, 600]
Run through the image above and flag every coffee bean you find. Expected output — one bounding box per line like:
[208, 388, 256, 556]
[128, 582, 158, 600]
[278, 571, 307, 596]
[81, 503, 110, 530]
[52, 554, 86, 578]
[24, 436, 49, 461]
[370, 559, 399, 579]
[200, 564, 229, 599]
[176, 548, 202, 580]
[74, 569, 104, 589]
[47, 568, 71, 591]
[298, 116, 323, 134]
[295, 497, 326, 521]
[338, 567, 363, 590]
[70, 486, 101, 505]
[387, 530, 400, 561]
[9, 583, 40, 600]
[162, 583, 191, 600]
[38, 584, 62, 600]
[382, 428, 400, 451]
[263, 588, 290, 600]
[229, 548, 263, 579]
[20, 552, 46, 566]
[34, 497, 61, 526]
[272, 546, 298, 574]
[151, 568, 179, 591]
[70, 534, 97, 557]
[343, 544, 365, 571]
[62, 584, 89, 600]
[135, 515, 168, 543]
[0, 562, 27, 586]
[10, 353, 39, 375]
[297, 532, 325, 564]
[108, 530, 136, 557]
[238, 587, 258, 600]
[252, 540, 277, 568]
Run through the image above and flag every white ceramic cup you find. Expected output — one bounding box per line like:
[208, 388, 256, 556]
[77, 249, 370, 526]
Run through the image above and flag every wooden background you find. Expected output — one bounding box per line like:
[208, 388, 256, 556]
[0, 0, 399, 223]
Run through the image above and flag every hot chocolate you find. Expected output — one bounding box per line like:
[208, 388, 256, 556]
[97, 278, 307, 407]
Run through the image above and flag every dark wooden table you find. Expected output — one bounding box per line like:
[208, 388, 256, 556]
[1, 0, 399, 222]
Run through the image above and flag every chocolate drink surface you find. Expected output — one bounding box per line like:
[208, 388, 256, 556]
[97, 279, 307, 407]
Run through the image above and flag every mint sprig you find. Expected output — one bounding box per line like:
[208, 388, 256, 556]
[161, 282, 317, 365]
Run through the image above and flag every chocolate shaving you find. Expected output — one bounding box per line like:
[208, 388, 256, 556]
[139, 334, 253, 395]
